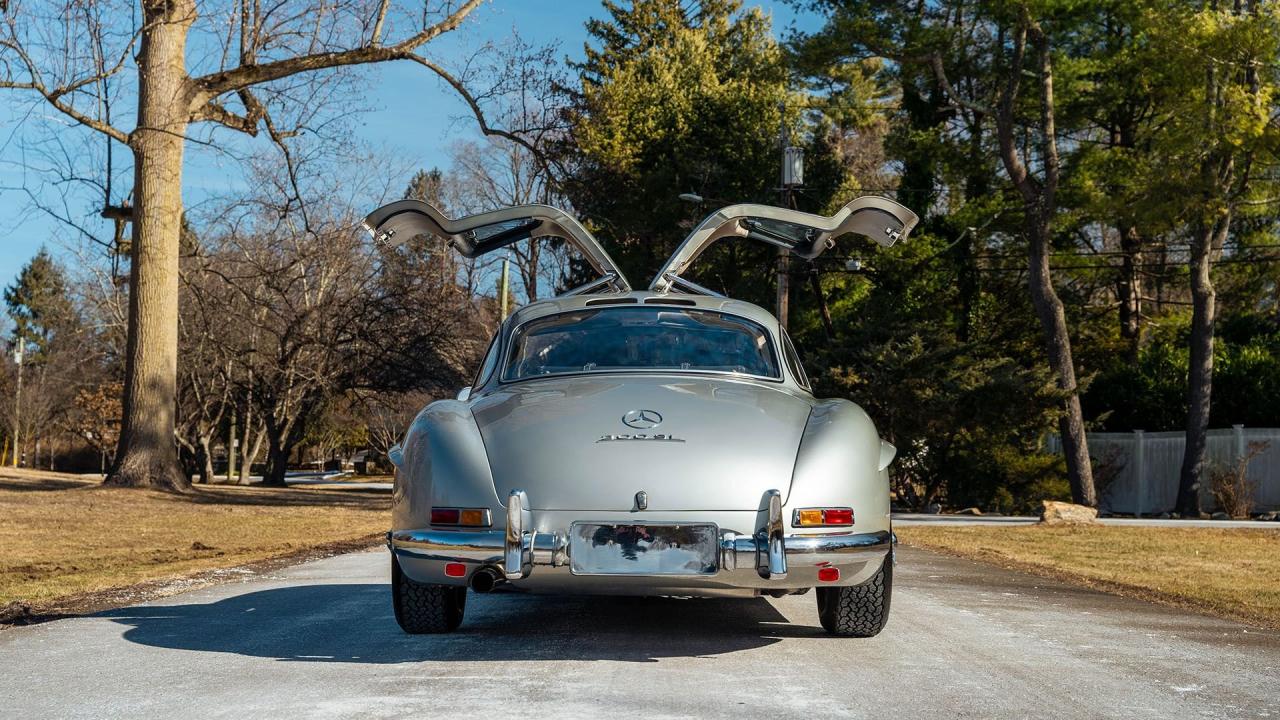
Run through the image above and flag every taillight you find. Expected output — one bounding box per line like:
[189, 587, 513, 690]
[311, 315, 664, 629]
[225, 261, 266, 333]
[431, 508, 460, 525]
[791, 507, 855, 528]
[431, 507, 492, 527]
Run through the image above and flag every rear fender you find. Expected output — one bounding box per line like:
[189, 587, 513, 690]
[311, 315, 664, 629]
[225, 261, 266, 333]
[393, 399, 501, 531]
[784, 400, 890, 534]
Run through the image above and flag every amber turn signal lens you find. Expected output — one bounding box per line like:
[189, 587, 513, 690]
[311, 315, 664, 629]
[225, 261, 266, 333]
[459, 509, 487, 526]
[796, 509, 824, 526]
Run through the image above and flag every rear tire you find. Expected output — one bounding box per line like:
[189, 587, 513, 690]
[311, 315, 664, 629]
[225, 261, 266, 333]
[816, 551, 893, 637]
[391, 554, 467, 634]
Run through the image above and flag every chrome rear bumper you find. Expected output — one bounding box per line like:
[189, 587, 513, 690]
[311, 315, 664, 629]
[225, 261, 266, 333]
[390, 487, 891, 591]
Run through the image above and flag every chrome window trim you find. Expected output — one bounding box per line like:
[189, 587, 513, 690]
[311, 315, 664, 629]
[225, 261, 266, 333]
[780, 330, 811, 391]
[470, 332, 501, 391]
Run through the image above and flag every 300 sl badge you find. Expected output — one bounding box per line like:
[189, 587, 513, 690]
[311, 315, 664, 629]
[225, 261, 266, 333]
[597, 433, 685, 443]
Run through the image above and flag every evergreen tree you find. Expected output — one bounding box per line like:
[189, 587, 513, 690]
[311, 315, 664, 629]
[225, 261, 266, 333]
[4, 248, 75, 362]
[562, 0, 841, 302]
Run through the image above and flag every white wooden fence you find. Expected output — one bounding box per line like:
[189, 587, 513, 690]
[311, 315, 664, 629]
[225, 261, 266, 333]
[1047, 426, 1280, 514]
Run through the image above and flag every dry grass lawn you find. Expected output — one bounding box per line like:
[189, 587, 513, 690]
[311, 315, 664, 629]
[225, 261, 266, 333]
[897, 524, 1280, 629]
[0, 467, 389, 620]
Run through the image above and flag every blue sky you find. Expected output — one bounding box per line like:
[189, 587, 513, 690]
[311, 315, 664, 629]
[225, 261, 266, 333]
[0, 1, 819, 291]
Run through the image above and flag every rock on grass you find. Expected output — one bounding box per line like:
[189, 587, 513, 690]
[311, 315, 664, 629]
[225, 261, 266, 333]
[1040, 500, 1098, 526]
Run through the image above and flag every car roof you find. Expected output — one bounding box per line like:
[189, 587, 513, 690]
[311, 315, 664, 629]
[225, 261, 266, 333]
[505, 291, 783, 330]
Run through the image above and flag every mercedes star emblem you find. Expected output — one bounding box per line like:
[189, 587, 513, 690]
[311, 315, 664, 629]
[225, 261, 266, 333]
[622, 409, 663, 429]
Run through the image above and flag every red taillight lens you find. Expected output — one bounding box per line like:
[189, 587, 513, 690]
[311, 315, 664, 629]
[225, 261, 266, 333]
[430, 508, 460, 525]
[823, 508, 854, 526]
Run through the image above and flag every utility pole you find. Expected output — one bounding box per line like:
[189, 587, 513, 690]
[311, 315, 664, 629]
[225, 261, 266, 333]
[499, 254, 511, 321]
[778, 115, 804, 330]
[12, 337, 24, 468]
[777, 119, 791, 329]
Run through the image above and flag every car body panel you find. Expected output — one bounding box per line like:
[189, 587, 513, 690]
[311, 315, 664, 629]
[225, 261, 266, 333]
[471, 375, 813, 511]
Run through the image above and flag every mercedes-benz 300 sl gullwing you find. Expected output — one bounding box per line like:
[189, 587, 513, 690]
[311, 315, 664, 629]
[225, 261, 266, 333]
[363, 195, 917, 637]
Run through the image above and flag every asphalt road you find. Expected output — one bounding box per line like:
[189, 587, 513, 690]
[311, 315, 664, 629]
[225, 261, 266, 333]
[2, 548, 1276, 719]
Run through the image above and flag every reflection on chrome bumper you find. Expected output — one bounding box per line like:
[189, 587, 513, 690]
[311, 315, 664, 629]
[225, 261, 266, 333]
[389, 526, 891, 587]
[393, 488, 889, 590]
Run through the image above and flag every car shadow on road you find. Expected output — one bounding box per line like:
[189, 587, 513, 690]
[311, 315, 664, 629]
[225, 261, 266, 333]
[101, 583, 827, 664]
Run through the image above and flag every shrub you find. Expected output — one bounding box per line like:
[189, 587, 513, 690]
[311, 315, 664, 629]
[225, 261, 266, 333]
[1209, 441, 1270, 519]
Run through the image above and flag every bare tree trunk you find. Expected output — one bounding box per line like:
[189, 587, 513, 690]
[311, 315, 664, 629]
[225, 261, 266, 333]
[197, 435, 214, 484]
[239, 420, 265, 485]
[1024, 25, 1096, 506]
[264, 437, 291, 487]
[1116, 223, 1144, 361]
[1177, 215, 1227, 516]
[105, 0, 196, 491]
[1028, 213, 1097, 507]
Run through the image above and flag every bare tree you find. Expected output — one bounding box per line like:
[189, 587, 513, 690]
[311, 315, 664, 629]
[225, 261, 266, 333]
[176, 244, 235, 483]
[446, 136, 571, 303]
[0, 0, 536, 490]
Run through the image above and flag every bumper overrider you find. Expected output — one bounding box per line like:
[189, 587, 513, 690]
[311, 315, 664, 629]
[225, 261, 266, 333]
[390, 489, 893, 592]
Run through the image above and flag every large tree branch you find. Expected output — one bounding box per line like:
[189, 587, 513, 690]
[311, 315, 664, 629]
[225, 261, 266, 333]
[929, 53, 995, 118]
[192, 100, 261, 134]
[190, 0, 482, 100]
[399, 53, 554, 170]
[995, 18, 1039, 204]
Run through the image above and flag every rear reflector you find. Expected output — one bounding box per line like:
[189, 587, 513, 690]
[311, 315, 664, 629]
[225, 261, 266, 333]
[444, 563, 466, 578]
[791, 507, 855, 527]
[817, 567, 840, 582]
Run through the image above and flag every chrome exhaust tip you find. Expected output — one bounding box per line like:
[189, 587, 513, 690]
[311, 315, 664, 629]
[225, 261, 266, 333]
[470, 567, 503, 593]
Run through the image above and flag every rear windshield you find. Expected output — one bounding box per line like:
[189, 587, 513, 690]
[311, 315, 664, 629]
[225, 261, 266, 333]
[503, 307, 780, 382]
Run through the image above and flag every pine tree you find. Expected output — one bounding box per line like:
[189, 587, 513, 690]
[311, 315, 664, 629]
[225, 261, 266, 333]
[4, 248, 74, 363]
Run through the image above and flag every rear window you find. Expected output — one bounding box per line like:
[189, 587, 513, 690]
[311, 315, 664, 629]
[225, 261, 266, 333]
[503, 307, 780, 381]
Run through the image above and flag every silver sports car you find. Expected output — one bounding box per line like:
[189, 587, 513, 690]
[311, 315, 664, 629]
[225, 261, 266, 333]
[364, 195, 918, 637]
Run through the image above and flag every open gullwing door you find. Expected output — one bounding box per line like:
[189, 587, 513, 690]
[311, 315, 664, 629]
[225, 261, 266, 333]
[650, 195, 918, 294]
[363, 200, 631, 295]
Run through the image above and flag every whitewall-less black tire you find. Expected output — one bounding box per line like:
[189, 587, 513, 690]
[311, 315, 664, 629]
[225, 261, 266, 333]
[391, 554, 467, 634]
[815, 551, 893, 637]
